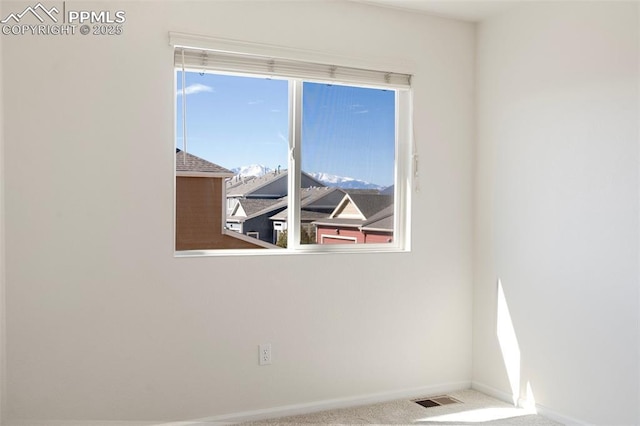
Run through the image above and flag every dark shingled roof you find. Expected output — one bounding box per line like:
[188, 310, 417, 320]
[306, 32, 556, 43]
[226, 170, 288, 197]
[380, 185, 394, 196]
[270, 208, 332, 222]
[343, 194, 394, 219]
[268, 187, 345, 221]
[233, 198, 282, 217]
[344, 189, 383, 195]
[300, 186, 344, 204]
[361, 205, 394, 231]
[226, 171, 325, 198]
[176, 149, 233, 175]
[313, 194, 393, 228]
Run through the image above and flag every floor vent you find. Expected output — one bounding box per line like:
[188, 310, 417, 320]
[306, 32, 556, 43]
[413, 395, 461, 409]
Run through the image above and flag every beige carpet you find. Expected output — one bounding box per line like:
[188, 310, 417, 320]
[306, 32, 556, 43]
[239, 389, 561, 425]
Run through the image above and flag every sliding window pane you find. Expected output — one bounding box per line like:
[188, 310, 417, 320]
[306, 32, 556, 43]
[301, 82, 396, 245]
[175, 71, 288, 250]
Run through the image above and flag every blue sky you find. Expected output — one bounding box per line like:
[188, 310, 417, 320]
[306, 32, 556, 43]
[176, 71, 396, 187]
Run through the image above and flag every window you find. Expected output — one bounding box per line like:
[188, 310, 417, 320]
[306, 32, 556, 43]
[172, 35, 413, 255]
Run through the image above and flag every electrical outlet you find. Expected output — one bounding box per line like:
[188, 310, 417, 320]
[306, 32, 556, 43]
[259, 343, 272, 365]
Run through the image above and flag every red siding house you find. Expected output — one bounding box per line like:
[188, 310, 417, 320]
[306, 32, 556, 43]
[313, 193, 394, 244]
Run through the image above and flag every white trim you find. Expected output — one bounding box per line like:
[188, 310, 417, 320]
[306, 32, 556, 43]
[470, 381, 517, 407]
[7, 422, 162, 426]
[330, 194, 366, 220]
[471, 381, 588, 426]
[321, 234, 358, 244]
[228, 202, 242, 217]
[220, 179, 228, 234]
[175, 238, 409, 257]
[185, 381, 470, 425]
[361, 226, 393, 233]
[395, 90, 413, 251]
[172, 69, 178, 260]
[181, 49, 187, 155]
[5, 382, 467, 425]
[0, 31, 5, 424]
[288, 80, 302, 249]
[13, 380, 593, 426]
[222, 229, 280, 249]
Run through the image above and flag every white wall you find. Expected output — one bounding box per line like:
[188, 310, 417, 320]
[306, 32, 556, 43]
[474, 2, 639, 424]
[0, 2, 5, 422]
[1, 1, 475, 422]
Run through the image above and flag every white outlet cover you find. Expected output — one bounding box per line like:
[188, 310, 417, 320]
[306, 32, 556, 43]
[259, 343, 272, 365]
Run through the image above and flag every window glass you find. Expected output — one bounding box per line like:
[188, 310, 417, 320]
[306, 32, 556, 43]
[301, 82, 396, 245]
[175, 71, 288, 250]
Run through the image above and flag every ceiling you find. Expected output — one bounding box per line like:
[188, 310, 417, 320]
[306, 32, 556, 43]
[355, 0, 523, 22]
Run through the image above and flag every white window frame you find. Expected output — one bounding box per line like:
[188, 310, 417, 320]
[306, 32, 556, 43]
[321, 235, 358, 244]
[171, 33, 414, 256]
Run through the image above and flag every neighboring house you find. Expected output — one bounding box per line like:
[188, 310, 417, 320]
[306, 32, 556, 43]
[175, 149, 275, 250]
[359, 204, 394, 243]
[269, 187, 346, 240]
[359, 185, 395, 243]
[226, 197, 287, 244]
[225, 170, 325, 215]
[313, 192, 394, 244]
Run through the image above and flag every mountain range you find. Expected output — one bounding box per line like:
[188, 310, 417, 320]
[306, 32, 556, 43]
[231, 164, 273, 178]
[231, 164, 384, 190]
[307, 172, 383, 191]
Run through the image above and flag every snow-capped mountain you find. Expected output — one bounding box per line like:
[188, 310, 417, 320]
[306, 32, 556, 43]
[230, 166, 384, 190]
[231, 164, 272, 178]
[308, 172, 384, 190]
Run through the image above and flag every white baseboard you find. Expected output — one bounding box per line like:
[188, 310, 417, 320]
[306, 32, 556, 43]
[195, 380, 471, 424]
[471, 381, 517, 405]
[7, 422, 160, 426]
[5, 419, 217, 426]
[7, 381, 471, 426]
[471, 381, 588, 426]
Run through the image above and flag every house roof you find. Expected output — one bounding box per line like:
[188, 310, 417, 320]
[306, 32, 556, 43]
[331, 193, 394, 220]
[348, 194, 393, 218]
[380, 185, 394, 196]
[234, 199, 282, 217]
[268, 187, 345, 221]
[361, 205, 394, 232]
[301, 186, 345, 207]
[226, 171, 325, 198]
[227, 197, 287, 223]
[176, 149, 234, 176]
[314, 193, 394, 228]
[344, 189, 384, 195]
[270, 208, 332, 222]
[226, 170, 288, 197]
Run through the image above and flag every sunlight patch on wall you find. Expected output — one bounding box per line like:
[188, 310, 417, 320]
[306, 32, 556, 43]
[523, 381, 537, 412]
[497, 279, 521, 406]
